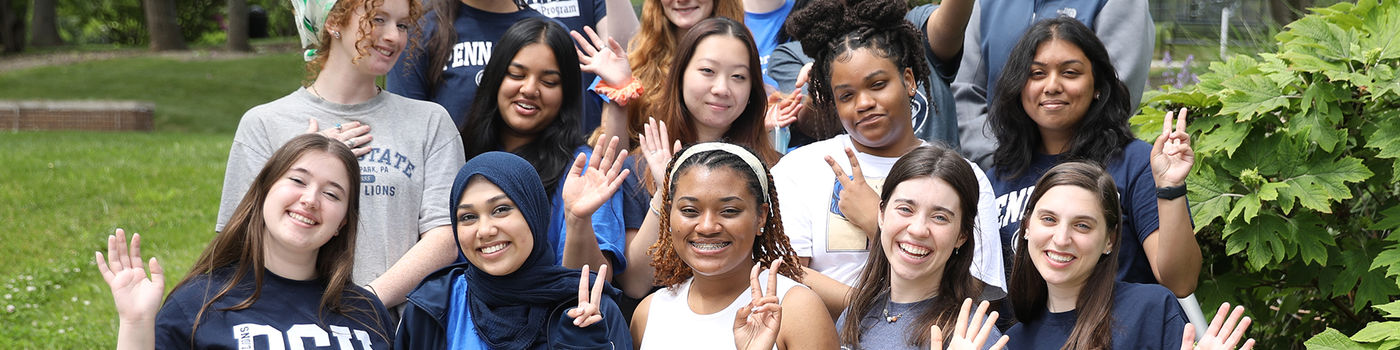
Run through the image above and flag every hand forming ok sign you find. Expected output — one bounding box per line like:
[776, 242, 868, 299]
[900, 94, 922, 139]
[1151, 108, 1196, 188]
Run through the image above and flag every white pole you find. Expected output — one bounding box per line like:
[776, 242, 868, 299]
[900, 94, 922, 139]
[1221, 6, 1231, 59]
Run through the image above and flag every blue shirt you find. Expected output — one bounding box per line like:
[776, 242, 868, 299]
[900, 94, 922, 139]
[386, 4, 550, 127]
[155, 267, 393, 349]
[546, 146, 648, 273]
[990, 140, 1165, 285]
[1005, 282, 1186, 349]
[745, 0, 795, 88]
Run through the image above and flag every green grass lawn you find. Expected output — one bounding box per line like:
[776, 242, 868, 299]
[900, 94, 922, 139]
[0, 51, 307, 347]
[0, 132, 229, 347]
[0, 52, 306, 134]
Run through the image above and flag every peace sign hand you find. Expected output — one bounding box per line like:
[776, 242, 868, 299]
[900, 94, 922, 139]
[931, 299, 1009, 350]
[95, 228, 166, 325]
[570, 26, 633, 87]
[567, 264, 609, 328]
[1151, 108, 1195, 188]
[1181, 302, 1255, 350]
[639, 117, 682, 190]
[826, 147, 879, 235]
[562, 135, 632, 220]
[734, 258, 784, 350]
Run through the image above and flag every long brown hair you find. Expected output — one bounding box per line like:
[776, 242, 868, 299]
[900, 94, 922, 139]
[648, 144, 803, 287]
[306, 0, 427, 84]
[840, 145, 983, 348]
[640, 16, 779, 192]
[174, 134, 380, 343]
[1008, 161, 1123, 349]
[626, 0, 745, 144]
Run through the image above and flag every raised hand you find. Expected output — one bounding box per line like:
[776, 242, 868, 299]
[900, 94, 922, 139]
[562, 135, 632, 220]
[1182, 302, 1255, 350]
[826, 147, 880, 235]
[931, 299, 1009, 350]
[571, 26, 633, 87]
[306, 118, 373, 157]
[734, 258, 784, 350]
[95, 228, 166, 325]
[567, 264, 609, 328]
[1151, 108, 1195, 188]
[764, 91, 804, 131]
[639, 117, 683, 190]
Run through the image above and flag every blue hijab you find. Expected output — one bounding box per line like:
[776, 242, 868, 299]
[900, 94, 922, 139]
[451, 152, 607, 349]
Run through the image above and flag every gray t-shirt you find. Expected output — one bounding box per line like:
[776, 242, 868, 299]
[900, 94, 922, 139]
[216, 87, 465, 285]
[836, 295, 1002, 350]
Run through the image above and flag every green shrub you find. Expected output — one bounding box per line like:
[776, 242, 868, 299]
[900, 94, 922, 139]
[1131, 0, 1400, 347]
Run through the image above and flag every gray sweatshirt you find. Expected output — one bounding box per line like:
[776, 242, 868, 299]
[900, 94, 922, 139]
[216, 87, 465, 285]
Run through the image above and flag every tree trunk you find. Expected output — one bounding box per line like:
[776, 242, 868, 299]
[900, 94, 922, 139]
[142, 0, 186, 51]
[0, 0, 25, 54]
[29, 0, 62, 47]
[1268, 0, 1312, 26]
[226, 0, 251, 51]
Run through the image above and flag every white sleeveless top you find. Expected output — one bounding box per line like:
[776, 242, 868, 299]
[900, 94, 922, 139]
[639, 274, 804, 350]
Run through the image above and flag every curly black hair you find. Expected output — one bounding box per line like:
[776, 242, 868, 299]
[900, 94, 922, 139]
[784, 0, 932, 123]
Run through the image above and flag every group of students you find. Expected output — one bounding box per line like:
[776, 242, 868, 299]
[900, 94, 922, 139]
[94, 0, 1262, 348]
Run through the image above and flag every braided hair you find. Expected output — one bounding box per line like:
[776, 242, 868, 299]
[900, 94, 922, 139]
[785, 0, 932, 125]
[648, 144, 804, 287]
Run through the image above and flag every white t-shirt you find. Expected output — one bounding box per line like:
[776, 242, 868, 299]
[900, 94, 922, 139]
[639, 275, 803, 350]
[771, 135, 1005, 295]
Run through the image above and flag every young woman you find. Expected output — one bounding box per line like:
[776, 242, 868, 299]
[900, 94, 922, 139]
[386, 0, 549, 126]
[987, 17, 1201, 297]
[218, 0, 465, 308]
[459, 18, 648, 278]
[631, 143, 838, 349]
[395, 151, 633, 349]
[1004, 163, 1257, 349]
[951, 0, 1155, 169]
[765, 0, 974, 150]
[770, 0, 1004, 301]
[577, 16, 789, 168]
[99, 134, 392, 349]
[618, 0, 747, 140]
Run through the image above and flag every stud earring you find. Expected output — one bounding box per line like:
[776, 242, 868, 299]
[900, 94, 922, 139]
[331, 31, 341, 39]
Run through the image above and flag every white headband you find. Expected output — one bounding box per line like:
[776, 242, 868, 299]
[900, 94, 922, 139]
[668, 142, 770, 204]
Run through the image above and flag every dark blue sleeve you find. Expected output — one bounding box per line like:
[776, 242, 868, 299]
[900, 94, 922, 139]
[621, 157, 651, 230]
[551, 298, 632, 349]
[1124, 144, 1161, 244]
[153, 291, 195, 349]
[594, 0, 607, 22]
[386, 14, 437, 100]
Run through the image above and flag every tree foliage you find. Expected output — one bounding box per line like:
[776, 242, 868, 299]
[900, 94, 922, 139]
[1131, 0, 1400, 348]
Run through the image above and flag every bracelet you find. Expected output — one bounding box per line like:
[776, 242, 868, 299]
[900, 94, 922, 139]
[364, 284, 379, 297]
[650, 205, 662, 216]
[591, 78, 644, 107]
[1157, 184, 1187, 200]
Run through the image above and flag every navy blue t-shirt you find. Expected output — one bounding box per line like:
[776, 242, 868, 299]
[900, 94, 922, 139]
[386, 4, 551, 127]
[1005, 282, 1186, 349]
[154, 267, 393, 349]
[990, 140, 1164, 285]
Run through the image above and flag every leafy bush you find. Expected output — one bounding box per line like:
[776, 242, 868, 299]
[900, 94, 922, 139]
[57, 0, 222, 46]
[1131, 0, 1400, 348]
